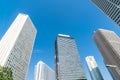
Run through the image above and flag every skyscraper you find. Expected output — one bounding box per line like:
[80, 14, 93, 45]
[34, 61, 55, 80]
[85, 56, 103, 80]
[0, 13, 37, 80]
[54, 34, 87, 80]
[93, 29, 120, 80]
[91, 0, 120, 26]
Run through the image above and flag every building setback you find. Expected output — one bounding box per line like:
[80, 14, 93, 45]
[85, 56, 103, 80]
[93, 29, 120, 80]
[54, 34, 87, 80]
[91, 0, 120, 26]
[34, 61, 55, 80]
[0, 13, 37, 80]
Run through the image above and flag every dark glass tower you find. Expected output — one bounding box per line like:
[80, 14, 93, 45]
[91, 0, 120, 26]
[54, 34, 87, 80]
[93, 29, 120, 80]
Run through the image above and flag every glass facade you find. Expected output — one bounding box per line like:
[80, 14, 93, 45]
[86, 56, 103, 80]
[55, 34, 87, 80]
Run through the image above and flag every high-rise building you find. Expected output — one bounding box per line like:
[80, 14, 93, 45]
[54, 34, 87, 80]
[34, 61, 55, 80]
[0, 13, 37, 80]
[85, 56, 103, 80]
[91, 0, 120, 26]
[93, 29, 120, 80]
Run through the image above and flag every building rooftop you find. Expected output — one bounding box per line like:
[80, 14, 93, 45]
[37, 61, 54, 72]
[58, 34, 70, 37]
[19, 13, 28, 16]
[97, 28, 114, 33]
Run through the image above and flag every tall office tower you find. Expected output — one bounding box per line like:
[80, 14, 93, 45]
[85, 56, 103, 80]
[0, 13, 37, 80]
[91, 0, 120, 26]
[93, 29, 120, 80]
[34, 61, 55, 80]
[54, 34, 87, 80]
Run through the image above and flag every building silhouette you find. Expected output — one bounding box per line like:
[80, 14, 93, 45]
[93, 29, 120, 80]
[0, 13, 37, 80]
[91, 0, 120, 26]
[54, 34, 87, 80]
[85, 56, 104, 80]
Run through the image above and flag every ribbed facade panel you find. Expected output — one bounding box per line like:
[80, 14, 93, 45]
[0, 13, 37, 80]
[93, 29, 120, 80]
[91, 0, 120, 26]
[55, 34, 87, 80]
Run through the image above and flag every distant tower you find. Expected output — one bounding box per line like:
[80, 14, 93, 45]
[85, 56, 104, 80]
[91, 0, 120, 26]
[34, 61, 55, 80]
[54, 34, 87, 80]
[93, 29, 120, 80]
[0, 13, 37, 80]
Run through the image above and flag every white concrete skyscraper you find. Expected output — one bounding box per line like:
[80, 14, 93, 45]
[93, 29, 120, 80]
[34, 61, 55, 80]
[85, 56, 103, 80]
[0, 13, 37, 80]
[55, 34, 87, 80]
[91, 0, 120, 26]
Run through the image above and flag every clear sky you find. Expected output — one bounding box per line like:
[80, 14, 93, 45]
[0, 0, 120, 80]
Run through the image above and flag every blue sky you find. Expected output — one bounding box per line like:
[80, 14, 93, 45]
[0, 0, 120, 80]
